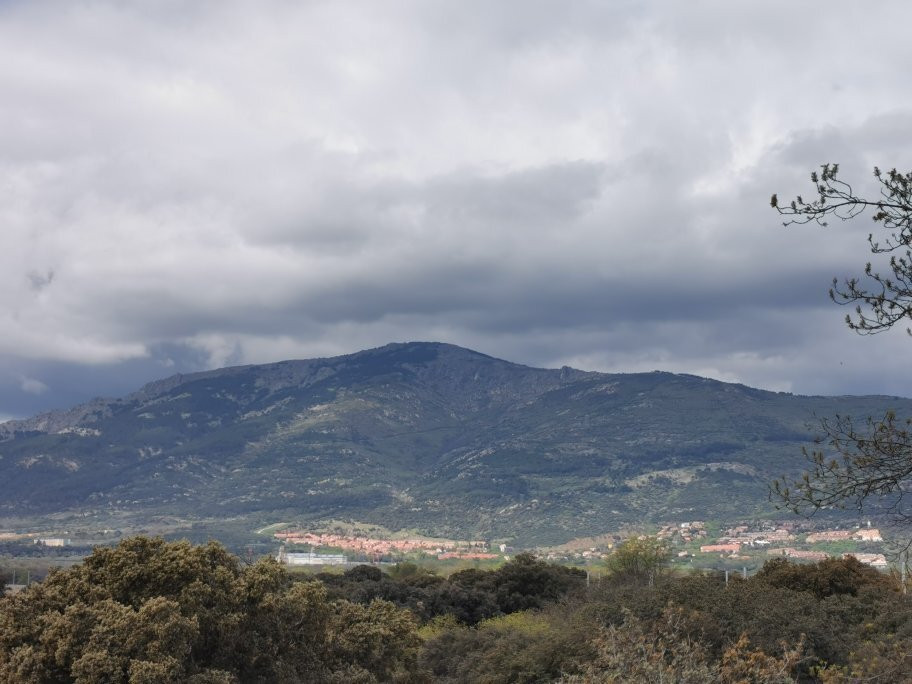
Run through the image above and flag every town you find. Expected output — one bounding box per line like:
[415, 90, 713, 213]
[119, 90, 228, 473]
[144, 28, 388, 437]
[271, 518, 894, 571]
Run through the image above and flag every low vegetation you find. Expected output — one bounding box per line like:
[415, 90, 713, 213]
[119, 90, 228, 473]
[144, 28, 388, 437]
[1, 537, 911, 682]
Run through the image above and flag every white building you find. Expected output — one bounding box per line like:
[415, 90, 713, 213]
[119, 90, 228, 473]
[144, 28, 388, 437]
[35, 538, 70, 547]
[276, 546, 347, 566]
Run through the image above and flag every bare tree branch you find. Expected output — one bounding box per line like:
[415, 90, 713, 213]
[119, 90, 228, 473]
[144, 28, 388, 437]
[771, 164, 912, 526]
[772, 164, 912, 335]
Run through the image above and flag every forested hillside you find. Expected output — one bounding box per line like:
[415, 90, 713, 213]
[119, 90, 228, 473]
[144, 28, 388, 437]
[1, 343, 910, 544]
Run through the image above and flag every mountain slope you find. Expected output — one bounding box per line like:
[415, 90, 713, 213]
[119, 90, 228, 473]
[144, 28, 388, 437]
[1, 342, 909, 544]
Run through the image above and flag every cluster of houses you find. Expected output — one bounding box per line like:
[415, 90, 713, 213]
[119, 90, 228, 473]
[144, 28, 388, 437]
[806, 528, 882, 543]
[698, 526, 796, 556]
[273, 529, 497, 560]
[765, 547, 888, 568]
[716, 524, 796, 547]
[655, 521, 708, 543]
[696, 524, 889, 568]
[272, 521, 895, 570]
[274, 530, 456, 555]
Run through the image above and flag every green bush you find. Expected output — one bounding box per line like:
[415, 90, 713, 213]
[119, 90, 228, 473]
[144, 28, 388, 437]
[0, 537, 422, 683]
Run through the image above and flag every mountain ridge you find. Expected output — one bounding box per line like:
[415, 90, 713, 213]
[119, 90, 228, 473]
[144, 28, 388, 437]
[1, 341, 909, 545]
[0, 342, 591, 438]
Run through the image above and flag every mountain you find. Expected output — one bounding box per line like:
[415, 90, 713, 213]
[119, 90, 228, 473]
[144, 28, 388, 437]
[1, 342, 910, 545]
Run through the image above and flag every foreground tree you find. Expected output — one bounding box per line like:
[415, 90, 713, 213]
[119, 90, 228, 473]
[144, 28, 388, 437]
[771, 164, 912, 522]
[604, 536, 670, 586]
[0, 537, 421, 683]
[559, 606, 803, 684]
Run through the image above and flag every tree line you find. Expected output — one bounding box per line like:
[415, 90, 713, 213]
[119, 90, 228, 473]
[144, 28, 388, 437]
[1, 536, 911, 682]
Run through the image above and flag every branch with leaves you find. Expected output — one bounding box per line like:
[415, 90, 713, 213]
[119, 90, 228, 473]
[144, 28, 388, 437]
[773, 412, 912, 521]
[771, 165, 912, 525]
[772, 164, 912, 334]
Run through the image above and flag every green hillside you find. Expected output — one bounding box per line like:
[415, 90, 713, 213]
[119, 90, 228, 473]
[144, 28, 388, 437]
[1, 342, 908, 545]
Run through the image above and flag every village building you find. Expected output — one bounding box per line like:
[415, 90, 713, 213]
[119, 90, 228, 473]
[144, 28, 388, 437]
[437, 552, 499, 560]
[699, 543, 740, 554]
[843, 552, 888, 568]
[767, 547, 829, 562]
[276, 547, 348, 566]
[34, 538, 70, 547]
[805, 530, 852, 543]
[854, 529, 883, 542]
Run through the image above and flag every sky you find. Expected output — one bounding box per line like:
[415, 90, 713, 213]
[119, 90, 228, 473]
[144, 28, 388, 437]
[3, 0, 912, 421]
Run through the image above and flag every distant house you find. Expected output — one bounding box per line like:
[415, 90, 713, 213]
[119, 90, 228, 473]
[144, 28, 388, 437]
[437, 552, 499, 560]
[34, 538, 70, 547]
[276, 547, 347, 566]
[699, 544, 740, 554]
[854, 529, 883, 542]
[767, 547, 829, 562]
[805, 530, 852, 543]
[843, 552, 888, 568]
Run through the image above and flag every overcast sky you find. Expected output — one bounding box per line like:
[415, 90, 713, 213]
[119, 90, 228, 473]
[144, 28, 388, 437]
[3, 0, 912, 421]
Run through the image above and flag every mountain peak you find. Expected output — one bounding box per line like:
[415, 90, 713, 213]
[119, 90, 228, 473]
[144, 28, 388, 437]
[2, 342, 912, 544]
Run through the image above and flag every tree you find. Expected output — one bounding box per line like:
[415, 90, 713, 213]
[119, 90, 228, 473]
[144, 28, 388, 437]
[487, 552, 586, 613]
[754, 556, 895, 600]
[772, 164, 912, 335]
[559, 606, 803, 684]
[0, 537, 423, 683]
[604, 536, 670, 586]
[771, 164, 912, 522]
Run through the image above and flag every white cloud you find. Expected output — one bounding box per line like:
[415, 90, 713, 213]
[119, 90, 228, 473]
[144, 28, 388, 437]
[19, 376, 48, 395]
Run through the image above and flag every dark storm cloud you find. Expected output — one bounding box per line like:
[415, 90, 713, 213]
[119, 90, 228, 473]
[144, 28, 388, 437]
[3, 0, 912, 420]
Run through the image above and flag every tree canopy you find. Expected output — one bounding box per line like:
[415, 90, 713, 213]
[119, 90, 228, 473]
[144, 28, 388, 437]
[5, 536, 912, 681]
[0, 537, 420, 683]
[604, 536, 671, 586]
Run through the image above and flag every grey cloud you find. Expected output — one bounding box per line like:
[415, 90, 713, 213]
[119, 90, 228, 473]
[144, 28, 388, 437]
[26, 269, 54, 291]
[420, 162, 606, 226]
[2, 1, 912, 418]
